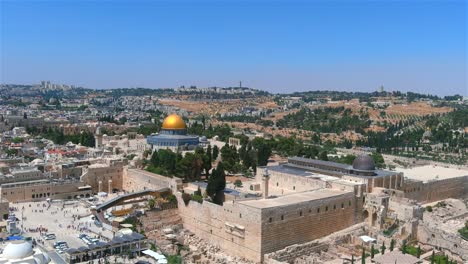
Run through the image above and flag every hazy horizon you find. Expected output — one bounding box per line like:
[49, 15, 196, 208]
[1, 0, 466, 96]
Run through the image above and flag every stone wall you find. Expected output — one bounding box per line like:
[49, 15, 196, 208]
[0, 181, 92, 202]
[81, 165, 124, 193]
[123, 169, 182, 193]
[176, 193, 263, 263]
[403, 176, 468, 203]
[264, 223, 366, 263]
[260, 191, 360, 255]
[417, 220, 468, 261]
[262, 169, 326, 193]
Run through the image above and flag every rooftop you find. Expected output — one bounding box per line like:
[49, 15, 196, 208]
[238, 188, 351, 209]
[395, 165, 468, 183]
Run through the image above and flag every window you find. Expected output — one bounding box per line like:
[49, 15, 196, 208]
[281, 215, 284, 220]
[349, 201, 352, 206]
[317, 208, 320, 213]
[299, 211, 303, 216]
[333, 204, 336, 210]
[309, 209, 312, 213]
[269, 217, 272, 223]
[239, 213, 242, 218]
[276, 182, 279, 187]
[293, 186, 296, 190]
[325, 206, 328, 212]
[341, 203, 344, 209]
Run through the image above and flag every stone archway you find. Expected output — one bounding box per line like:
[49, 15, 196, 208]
[372, 212, 378, 226]
[363, 210, 369, 220]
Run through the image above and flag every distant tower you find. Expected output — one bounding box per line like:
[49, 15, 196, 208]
[239, 81, 242, 88]
[262, 168, 270, 199]
[379, 85, 385, 93]
[95, 126, 103, 148]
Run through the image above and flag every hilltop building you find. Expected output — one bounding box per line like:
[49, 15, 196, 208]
[146, 114, 206, 152]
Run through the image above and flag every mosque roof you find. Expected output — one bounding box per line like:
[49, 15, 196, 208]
[2, 240, 34, 259]
[352, 154, 376, 171]
[162, 114, 186, 130]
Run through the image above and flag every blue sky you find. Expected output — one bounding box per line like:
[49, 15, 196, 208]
[1, 0, 466, 95]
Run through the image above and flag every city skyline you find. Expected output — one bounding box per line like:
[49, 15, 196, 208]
[1, 0, 466, 96]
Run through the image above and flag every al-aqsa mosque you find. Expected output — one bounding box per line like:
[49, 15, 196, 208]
[146, 114, 206, 151]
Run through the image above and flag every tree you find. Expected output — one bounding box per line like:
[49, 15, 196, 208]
[221, 143, 239, 173]
[212, 145, 219, 160]
[390, 239, 395, 251]
[253, 138, 272, 166]
[417, 245, 421, 258]
[380, 242, 386, 255]
[370, 152, 386, 169]
[371, 244, 375, 259]
[351, 255, 355, 264]
[319, 151, 329, 161]
[234, 179, 243, 188]
[430, 251, 435, 264]
[361, 247, 366, 264]
[206, 163, 226, 205]
[402, 240, 407, 254]
[206, 145, 212, 161]
[148, 199, 155, 209]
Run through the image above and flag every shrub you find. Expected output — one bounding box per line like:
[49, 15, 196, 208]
[182, 193, 191, 206]
[191, 194, 203, 204]
[167, 194, 177, 204]
[234, 179, 243, 188]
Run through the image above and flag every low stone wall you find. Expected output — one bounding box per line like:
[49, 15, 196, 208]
[417, 220, 468, 261]
[264, 223, 366, 263]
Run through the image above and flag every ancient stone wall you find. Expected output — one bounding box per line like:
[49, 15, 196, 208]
[82, 165, 123, 193]
[403, 176, 468, 203]
[176, 193, 263, 262]
[123, 169, 182, 193]
[417, 220, 468, 261]
[264, 223, 366, 263]
[260, 191, 360, 255]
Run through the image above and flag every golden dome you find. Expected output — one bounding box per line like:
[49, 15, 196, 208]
[162, 114, 186, 130]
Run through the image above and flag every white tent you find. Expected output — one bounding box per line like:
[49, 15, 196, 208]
[142, 249, 167, 261]
[359, 235, 376, 243]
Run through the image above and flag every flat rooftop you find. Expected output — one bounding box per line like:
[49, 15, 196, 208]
[238, 188, 351, 209]
[268, 165, 339, 181]
[395, 165, 468, 183]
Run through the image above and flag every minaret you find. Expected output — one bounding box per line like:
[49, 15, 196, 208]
[95, 126, 103, 148]
[262, 168, 270, 199]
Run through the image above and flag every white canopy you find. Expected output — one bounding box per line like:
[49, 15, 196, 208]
[359, 235, 376, 243]
[142, 249, 166, 260]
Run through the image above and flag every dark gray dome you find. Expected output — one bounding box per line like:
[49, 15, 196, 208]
[422, 130, 432, 139]
[352, 154, 375, 171]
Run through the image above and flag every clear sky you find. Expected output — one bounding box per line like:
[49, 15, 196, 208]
[1, 0, 466, 96]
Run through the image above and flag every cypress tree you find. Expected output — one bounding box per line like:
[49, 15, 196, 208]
[390, 239, 395, 251]
[361, 248, 366, 264]
[380, 242, 386, 255]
